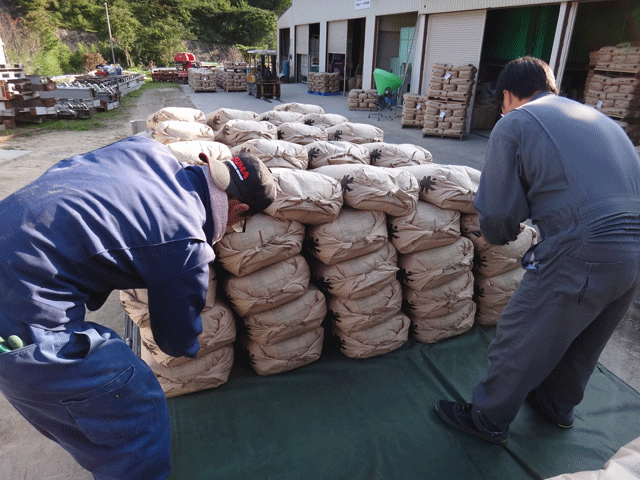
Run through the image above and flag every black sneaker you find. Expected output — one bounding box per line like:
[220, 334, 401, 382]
[526, 392, 574, 429]
[435, 400, 508, 444]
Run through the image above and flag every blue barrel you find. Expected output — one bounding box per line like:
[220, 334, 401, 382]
[282, 61, 289, 77]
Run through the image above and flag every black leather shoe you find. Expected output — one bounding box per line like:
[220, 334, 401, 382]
[435, 400, 508, 444]
[526, 392, 574, 429]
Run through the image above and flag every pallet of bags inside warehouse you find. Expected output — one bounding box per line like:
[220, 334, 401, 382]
[583, 43, 640, 146]
[347, 88, 379, 111]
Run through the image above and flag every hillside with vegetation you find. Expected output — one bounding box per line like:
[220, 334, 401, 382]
[0, 0, 291, 75]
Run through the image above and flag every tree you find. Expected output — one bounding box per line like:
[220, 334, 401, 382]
[0, 12, 41, 69]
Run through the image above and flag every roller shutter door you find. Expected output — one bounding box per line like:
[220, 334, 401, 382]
[296, 24, 309, 55]
[327, 20, 347, 54]
[422, 10, 486, 131]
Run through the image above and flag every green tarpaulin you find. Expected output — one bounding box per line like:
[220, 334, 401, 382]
[167, 326, 640, 480]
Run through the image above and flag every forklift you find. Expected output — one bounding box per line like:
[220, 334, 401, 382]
[247, 49, 281, 100]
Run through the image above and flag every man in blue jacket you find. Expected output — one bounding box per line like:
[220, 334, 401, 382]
[0, 135, 275, 479]
[436, 57, 640, 443]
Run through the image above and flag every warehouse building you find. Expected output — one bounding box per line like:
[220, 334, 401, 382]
[277, 0, 639, 131]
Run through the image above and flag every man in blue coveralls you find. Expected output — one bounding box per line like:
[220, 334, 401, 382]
[436, 57, 640, 443]
[0, 135, 276, 479]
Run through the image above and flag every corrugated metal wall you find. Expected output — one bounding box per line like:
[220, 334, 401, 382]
[296, 24, 309, 54]
[421, 0, 565, 14]
[327, 20, 348, 54]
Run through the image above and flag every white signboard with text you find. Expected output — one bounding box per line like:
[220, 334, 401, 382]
[355, 0, 370, 10]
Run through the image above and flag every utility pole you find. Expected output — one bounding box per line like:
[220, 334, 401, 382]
[104, 2, 116, 65]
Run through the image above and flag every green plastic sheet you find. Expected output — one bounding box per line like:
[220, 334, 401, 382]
[167, 326, 640, 480]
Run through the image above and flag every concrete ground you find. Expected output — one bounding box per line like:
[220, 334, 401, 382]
[0, 81, 638, 479]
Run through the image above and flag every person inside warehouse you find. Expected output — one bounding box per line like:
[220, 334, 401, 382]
[0, 136, 276, 479]
[436, 56, 640, 444]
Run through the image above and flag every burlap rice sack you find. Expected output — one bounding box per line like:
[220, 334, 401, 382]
[147, 107, 207, 130]
[312, 164, 419, 216]
[263, 168, 343, 224]
[361, 142, 433, 167]
[473, 224, 537, 277]
[403, 271, 474, 319]
[410, 298, 476, 344]
[205, 108, 259, 130]
[326, 122, 384, 144]
[389, 201, 461, 254]
[401, 164, 481, 213]
[300, 113, 349, 127]
[306, 209, 388, 265]
[167, 140, 232, 165]
[143, 344, 234, 398]
[312, 241, 398, 300]
[306, 140, 369, 168]
[398, 236, 474, 291]
[215, 119, 277, 146]
[274, 102, 325, 115]
[244, 327, 324, 375]
[277, 122, 328, 145]
[152, 120, 215, 145]
[259, 110, 304, 126]
[224, 254, 310, 316]
[329, 279, 403, 334]
[243, 286, 326, 345]
[474, 268, 526, 326]
[231, 138, 308, 170]
[333, 313, 410, 359]
[214, 214, 305, 277]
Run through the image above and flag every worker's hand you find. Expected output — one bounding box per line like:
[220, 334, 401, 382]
[227, 197, 250, 228]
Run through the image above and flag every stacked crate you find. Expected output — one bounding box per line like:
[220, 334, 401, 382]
[218, 61, 248, 92]
[584, 43, 640, 146]
[422, 63, 477, 140]
[308, 72, 341, 94]
[347, 89, 378, 111]
[400, 93, 426, 128]
[188, 68, 217, 92]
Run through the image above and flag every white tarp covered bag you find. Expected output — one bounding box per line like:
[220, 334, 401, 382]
[245, 327, 324, 375]
[274, 102, 325, 115]
[312, 241, 398, 300]
[145, 344, 234, 398]
[545, 435, 640, 480]
[306, 209, 388, 265]
[243, 286, 326, 345]
[231, 138, 308, 170]
[361, 142, 433, 167]
[389, 201, 461, 254]
[152, 120, 215, 145]
[398, 236, 474, 291]
[333, 313, 410, 359]
[259, 110, 304, 126]
[277, 122, 328, 145]
[205, 108, 259, 130]
[329, 279, 403, 335]
[401, 164, 481, 213]
[214, 213, 305, 277]
[313, 164, 419, 216]
[326, 122, 384, 144]
[215, 119, 277, 146]
[300, 113, 349, 127]
[410, 298, 476, 344]
[475, 268, 526, 326]
[224, 254, 310, 316]
[147, 107, 207, 130]
[306, 140, 370, 168]
[167, 140, 232, 165]
[403, 271, 474, 319]
[263, 168, 343, 224]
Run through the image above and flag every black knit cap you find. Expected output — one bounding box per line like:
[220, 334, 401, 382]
[202, 152, 276, 215]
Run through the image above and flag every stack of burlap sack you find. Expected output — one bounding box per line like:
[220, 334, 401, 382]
[347, 89, 379, 111]
[188, 67, 217, 92]
[126, 104, 536, 395]
[308, 72, 341, 94]
[216, 61, 248, 92]
[400, 93, 427, 128]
